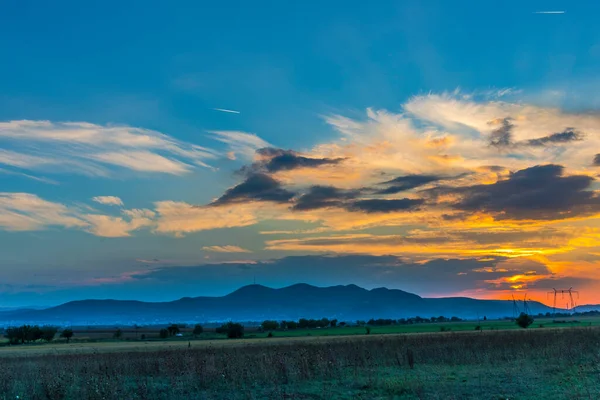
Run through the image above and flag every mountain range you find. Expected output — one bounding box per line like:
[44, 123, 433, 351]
[0, 283, 569, 326]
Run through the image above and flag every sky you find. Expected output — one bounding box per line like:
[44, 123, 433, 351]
[2, 0, 600, 307]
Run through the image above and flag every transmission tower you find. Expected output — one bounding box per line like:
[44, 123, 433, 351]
[512, 294, 520, 319]
[568, 287, 579, 313]
[522, 294, 531, 315]
[547, 288, 558, 316]
[547, 287, 579, 315]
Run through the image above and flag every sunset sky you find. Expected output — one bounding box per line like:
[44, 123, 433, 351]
[2, 0, 600, 307]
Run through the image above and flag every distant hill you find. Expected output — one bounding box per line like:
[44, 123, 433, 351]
[574, 304, 600, 313]
[0, 284, 555, 326]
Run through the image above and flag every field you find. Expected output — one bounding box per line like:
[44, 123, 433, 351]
[1, 323, 600, 399]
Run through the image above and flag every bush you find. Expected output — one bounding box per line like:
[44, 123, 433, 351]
[267, 332, 273, 338]
[217, 322, 244, 339]
[261, 320, 279, 331]
[41, 326, 58, 342]
[475, 325, 481, 331]
[365, 327, 371, 335]
[60, 328, 74, 343]
[113, 329, 123, 339]
[192, 324, 204, 337]
[516, 313, 534, 329]
[159, 329, 169, 339]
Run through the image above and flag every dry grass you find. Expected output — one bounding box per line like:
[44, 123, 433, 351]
[1, 328, 599, 399]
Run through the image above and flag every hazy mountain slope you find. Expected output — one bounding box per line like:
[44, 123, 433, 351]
[0, 284, 554, 325]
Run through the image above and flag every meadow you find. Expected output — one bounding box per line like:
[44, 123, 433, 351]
[1, 324, 600, 399]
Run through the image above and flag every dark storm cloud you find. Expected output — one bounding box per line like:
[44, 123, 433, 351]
[525, 128, 583, 146]
[436, 164, 600, 220]
[346, 198, 424, 213]
[211, 173, 295, 205]
[249, 148, 345, 173]
[292, 185, 361, 211]
[489, 117, 513, 148]
[593, 154, 600, 166]
[377, 174, 444, 194]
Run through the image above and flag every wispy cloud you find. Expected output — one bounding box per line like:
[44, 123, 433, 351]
[92, 196, 124, 207]
[209, 130, 272, 160]
[202, 245, 252, 253]
[533, 11, 565, 14]
[212, 108, 241, 114]
[0, 120, 220, 177]
[0, 167, 58, 185]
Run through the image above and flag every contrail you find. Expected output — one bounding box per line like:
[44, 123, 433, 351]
[533, 11, 565, 14]
[212, 108, 241, 114]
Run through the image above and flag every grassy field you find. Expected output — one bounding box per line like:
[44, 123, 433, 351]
[3, 315, 597, 345]
[1, 327, 599, 399]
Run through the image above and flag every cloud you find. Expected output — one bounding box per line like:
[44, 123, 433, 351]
[489, 117, 514, 148]
[593, 154, 600, 166]
[377, 174, 446, 194]
[121, 254, 561, 298]
[0, 192, 155, 237]
[250, 148, 345, 173]
[439, 164, 600, 220]
[210, 131, 271, 160]
[0, 193, 88, 231]
[0, 167, 58, 185]
[346, 198, 424, 213]
[92, 196, 124, 207]
[84, 212, 154, 238]
[525, 128, 583, 146]
[212, 108, 240, 114]
[153, 201, 270, 236]
[292, 185, 361, 211]
[202, 245, 252, 253]
[211, 173, 295, 206]
[0, 120, 220, 176]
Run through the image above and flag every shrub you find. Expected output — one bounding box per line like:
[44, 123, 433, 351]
[113, 329, 123, 339]
[60, 328, 74, 343]
[267, 332, 273, 338]
[365, 327, 371, 335]
[217, 322, 244, 338]
[475, 325, 481, 331]
[261, 320, 279, 331]
[41, 326, 58, 342]
[192, 324, 204, 337]
[516, 313, 534, 329]
[159, 329, 169, 339]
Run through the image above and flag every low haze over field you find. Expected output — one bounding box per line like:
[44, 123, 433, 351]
[2, 1, 600, 307]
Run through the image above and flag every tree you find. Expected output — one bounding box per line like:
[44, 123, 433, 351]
[159, 329, 169, 339]
[41, 326, 58, 342]
[192, 324, 204, 338]
[60, 328, 74, 343]
[167, 324, 180, 336]
[25, 325, 43, 343]
[286, 321, 298, 330]
[261, 320, 279, 331]
[330, 319, 338, 328]
[516, 313, 534, 329]
[113, 329, 123, 339]
[217, 322, 244, 338]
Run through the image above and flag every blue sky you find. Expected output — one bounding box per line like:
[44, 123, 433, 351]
[2, 0, 600, 307]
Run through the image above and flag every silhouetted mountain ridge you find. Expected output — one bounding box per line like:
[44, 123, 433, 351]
[0, 284, 555, 325]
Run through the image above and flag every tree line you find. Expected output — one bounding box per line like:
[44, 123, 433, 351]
[3, 325, 73, 345]
[259, 315, 466, 331]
